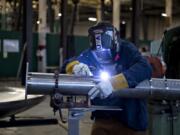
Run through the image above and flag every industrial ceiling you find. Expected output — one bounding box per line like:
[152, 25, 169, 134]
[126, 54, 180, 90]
[0, 0, 180, 31]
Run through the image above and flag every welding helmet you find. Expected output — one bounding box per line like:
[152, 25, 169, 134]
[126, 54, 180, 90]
[88, 22, 120, 64]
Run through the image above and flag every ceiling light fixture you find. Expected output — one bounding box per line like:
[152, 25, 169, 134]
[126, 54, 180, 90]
[161, 13, 167, 17]
[37, 20, 40, 24]
[129, 7, 133, 11]
[58, 13, 62, 17]
[88, 17, 97, 22]
[122, 21, 126, 24]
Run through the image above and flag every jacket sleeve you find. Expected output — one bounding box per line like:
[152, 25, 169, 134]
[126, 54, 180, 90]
[121, 42, 152, 88]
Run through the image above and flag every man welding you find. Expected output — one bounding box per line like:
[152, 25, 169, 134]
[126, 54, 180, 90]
[62, 22, 152, 135]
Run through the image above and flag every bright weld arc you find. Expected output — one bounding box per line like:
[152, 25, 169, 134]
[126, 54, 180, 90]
[100, 71, 110, 81]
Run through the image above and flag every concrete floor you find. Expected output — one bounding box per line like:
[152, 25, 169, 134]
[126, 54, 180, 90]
[0, 80, 93, 135]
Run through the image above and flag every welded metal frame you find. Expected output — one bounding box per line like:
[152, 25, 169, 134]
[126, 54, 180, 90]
[67, 107, 122, 135]
[26, 72, 180, 135]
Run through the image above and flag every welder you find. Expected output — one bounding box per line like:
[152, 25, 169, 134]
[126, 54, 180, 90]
[62, 22, 152, 135]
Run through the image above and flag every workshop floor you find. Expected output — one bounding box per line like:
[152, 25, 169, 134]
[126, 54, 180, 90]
[0, 80, 93, 135]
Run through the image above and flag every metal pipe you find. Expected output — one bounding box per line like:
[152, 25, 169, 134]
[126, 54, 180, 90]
[113, 88, 180, 100]
[27, 73, 99, 95]
[26, 72, 180, 100]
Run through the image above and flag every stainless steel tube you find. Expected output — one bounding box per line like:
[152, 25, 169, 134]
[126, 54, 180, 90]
[113, 88, 180, 100]
[27, 72, 99, 95]
[27, 72, 180, 100]
[113, 78, 180, 100]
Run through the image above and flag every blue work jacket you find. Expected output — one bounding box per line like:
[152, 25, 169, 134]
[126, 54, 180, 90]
[62, 40, 152, 131]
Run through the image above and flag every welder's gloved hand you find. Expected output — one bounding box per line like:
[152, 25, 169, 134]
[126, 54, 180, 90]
[88, 79, 113, 99]
[88, 73, 129, 99]
[72, 63, 92, 76]
[65, 61, 92, 76]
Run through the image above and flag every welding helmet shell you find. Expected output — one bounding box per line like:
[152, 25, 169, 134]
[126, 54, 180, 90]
[88, 22, 120, 65]
[88, 22, 120, 53]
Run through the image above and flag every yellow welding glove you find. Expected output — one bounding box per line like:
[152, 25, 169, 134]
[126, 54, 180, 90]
[65, 61, 80, 74]
[109, 73, 129, 90]
[88, 73, 129, 99]
[66, 61, 92, 76]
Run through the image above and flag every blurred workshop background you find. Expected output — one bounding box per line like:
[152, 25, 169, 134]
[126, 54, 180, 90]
[0, 0, 179, 77]
[0, 0, 180, 135]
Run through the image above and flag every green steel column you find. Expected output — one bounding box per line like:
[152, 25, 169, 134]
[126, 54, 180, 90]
[1, 0, 6, 30]
[131, 0, 141, 46]
[47, 0, 54, 33]
[54, 0, 60, 33]
[60, 0, 68, 63]
[26, 0, 33, 71]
